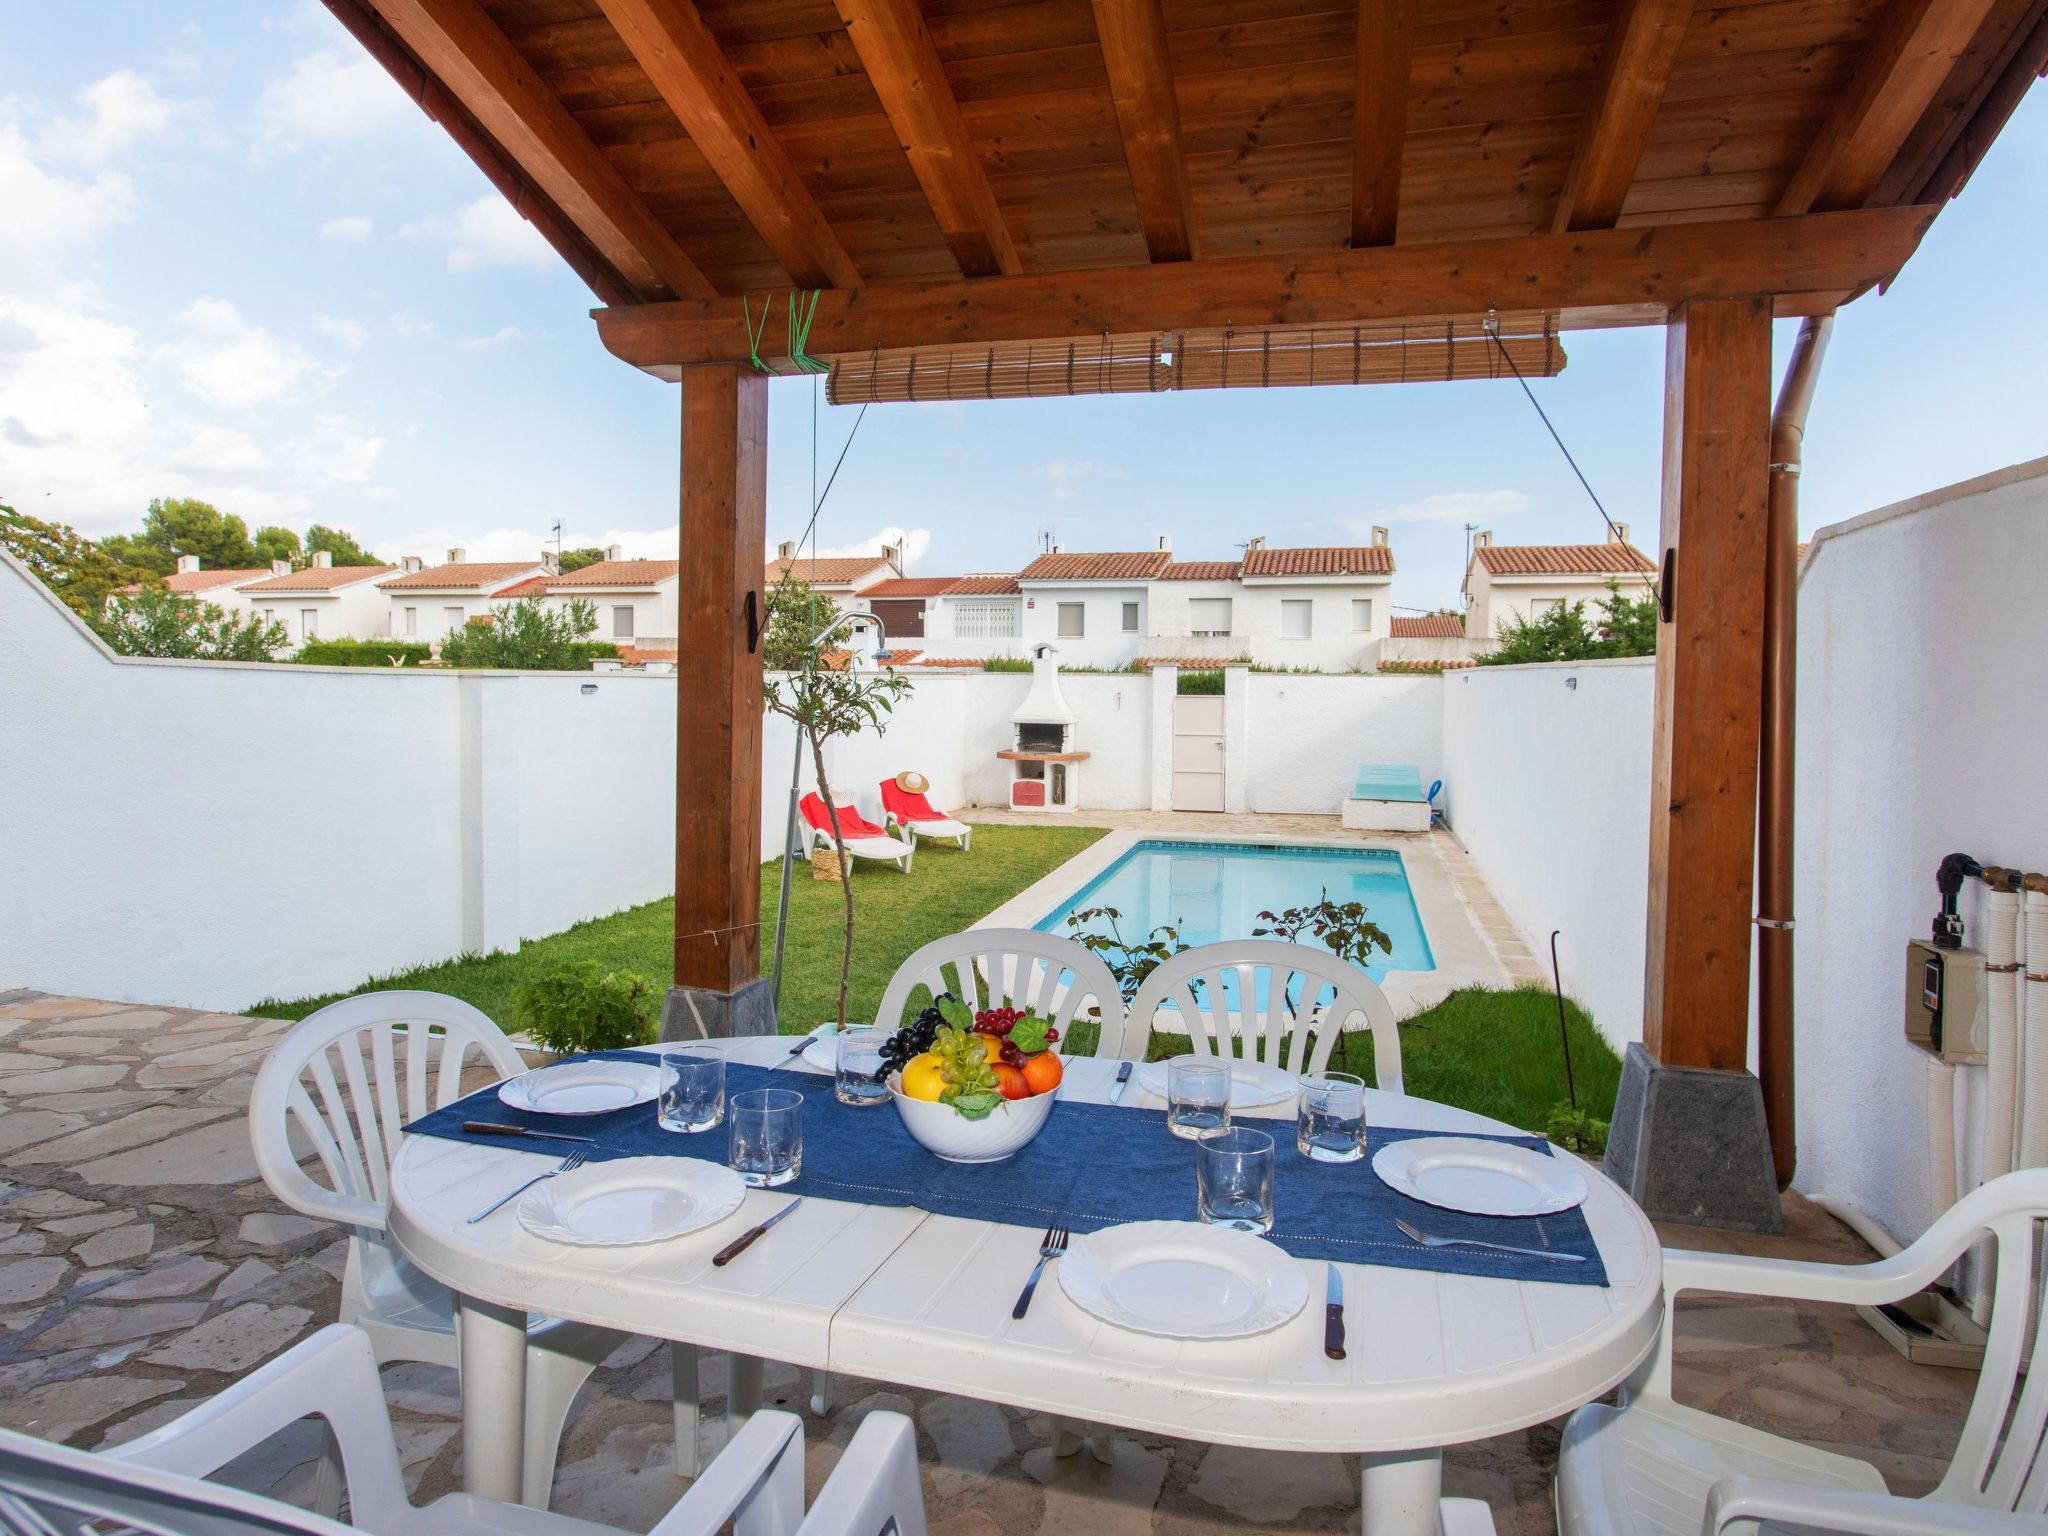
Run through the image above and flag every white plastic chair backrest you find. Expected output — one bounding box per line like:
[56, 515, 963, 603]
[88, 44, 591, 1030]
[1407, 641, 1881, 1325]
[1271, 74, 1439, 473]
[0, 1433, 347, 1536]
[873, 929, 1128, 1054]
[250, 991, 527, 1232]
[1125, 939, 1402, 1090]
[796, 1411, 928, 1536]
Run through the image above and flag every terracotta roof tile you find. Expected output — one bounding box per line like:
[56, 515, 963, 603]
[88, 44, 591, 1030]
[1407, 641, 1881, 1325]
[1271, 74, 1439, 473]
[547, 559, 680, 588]
[1796, 541, 1810, 565]
[943, 575, 1022, 595]
[765, 555, 893, 586]
[161, 568, 271, 594]
[617, 645, 678, 664]
[1473, 542, 1655, 576]
[1390, 614, 1466, 638]
[494, 576, 551, 598]
[863, 577, 958, 598]
[1241, 546, 1394, 577]
[239, 564, 399, 593]
[1017, 551, 1172, 581]
[1378, 658, 1477, 673]
[378, 561, 544, 591]
[1160, 560, 1242, 580]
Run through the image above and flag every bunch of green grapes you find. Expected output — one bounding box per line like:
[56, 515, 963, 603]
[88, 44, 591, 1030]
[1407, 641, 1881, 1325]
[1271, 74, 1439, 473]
[933, 1025, 998, 1104]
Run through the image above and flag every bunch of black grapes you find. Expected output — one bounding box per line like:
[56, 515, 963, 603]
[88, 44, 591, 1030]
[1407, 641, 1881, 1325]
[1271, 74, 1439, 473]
[874, 998, 949, 1082]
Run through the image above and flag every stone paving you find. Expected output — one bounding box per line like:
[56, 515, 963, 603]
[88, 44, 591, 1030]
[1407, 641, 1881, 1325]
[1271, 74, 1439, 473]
[0, 988, 1975, 1533]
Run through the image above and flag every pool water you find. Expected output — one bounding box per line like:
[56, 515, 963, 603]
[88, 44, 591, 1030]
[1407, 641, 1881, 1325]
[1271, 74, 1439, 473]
[1034, 839, 1435, 981]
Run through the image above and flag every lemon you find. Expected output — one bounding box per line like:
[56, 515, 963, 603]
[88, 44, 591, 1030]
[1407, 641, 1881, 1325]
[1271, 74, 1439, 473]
[900, 1052, 947, 1102]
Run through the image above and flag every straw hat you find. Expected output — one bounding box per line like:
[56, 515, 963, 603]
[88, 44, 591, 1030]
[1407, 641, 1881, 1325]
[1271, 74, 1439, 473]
[894, 770, 930, 794]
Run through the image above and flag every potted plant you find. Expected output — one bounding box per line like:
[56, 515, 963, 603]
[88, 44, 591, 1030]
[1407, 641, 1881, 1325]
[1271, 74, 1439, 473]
[510, 960, 661, 1062]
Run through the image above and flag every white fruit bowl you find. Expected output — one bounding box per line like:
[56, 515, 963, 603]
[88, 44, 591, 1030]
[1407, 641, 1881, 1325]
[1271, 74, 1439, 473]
[888, 1075, 1058, 1163]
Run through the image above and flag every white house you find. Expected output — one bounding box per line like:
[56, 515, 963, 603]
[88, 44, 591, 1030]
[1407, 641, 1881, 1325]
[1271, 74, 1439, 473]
[1014, 547, 1169, 667]
[922, 575, 1024, 658]
[544, 556, 680, 649]
[145, 555, 275, 615]
[763, 541, 902, 613]
[378, 551, 550, 641]
[236, 554, 399, 644]
[1461, 529, 1656, 642]
[1382, 613, 1482, 667]
[1233, 536, 1394, 670]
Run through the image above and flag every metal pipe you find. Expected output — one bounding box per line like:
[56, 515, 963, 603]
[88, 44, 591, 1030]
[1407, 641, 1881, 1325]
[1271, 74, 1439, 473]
[768, 609, 891, 1009]
[1758, 312, 1832, 1189]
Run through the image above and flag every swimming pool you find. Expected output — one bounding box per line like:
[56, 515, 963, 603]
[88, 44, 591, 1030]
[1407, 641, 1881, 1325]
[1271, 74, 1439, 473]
[1033, 840, 1435, 980]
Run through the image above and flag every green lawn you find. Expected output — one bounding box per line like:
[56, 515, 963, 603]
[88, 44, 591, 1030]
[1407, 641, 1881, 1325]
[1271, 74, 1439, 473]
[251, 823, 1107, 1029]
[253, 823, 1619, 1140]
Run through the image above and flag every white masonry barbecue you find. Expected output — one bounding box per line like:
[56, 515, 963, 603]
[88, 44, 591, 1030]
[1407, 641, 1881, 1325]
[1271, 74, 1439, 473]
[999, 643, 1088, 811]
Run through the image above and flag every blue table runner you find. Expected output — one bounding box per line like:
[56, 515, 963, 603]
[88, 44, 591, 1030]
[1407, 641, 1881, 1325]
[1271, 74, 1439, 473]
[405, 1052, 1608, 1286]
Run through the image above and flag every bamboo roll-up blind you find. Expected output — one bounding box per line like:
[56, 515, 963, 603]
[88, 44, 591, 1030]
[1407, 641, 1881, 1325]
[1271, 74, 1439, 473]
[827, 333, 1167, 404]
[822, 314, 1562, 403]
[1172, 316, 1562, 391]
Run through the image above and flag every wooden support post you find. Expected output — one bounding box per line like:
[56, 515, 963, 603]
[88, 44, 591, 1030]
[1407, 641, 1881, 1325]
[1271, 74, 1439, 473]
[665, 364, 772, 1037]
[1605, 296, 1782, 1233]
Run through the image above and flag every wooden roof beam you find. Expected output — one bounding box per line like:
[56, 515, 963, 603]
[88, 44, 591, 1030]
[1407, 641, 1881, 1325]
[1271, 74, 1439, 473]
[593, 205, 1934, 371]
[594, 0, 861, 290]
[1092, 0, 1198, 263]
[1776, 0, 2004, 215]
[368, 0, 712, 301]
[830, 0, 1021, 279]
[1351, 0, 1416, 248]
[1551, 0, 1695, 233]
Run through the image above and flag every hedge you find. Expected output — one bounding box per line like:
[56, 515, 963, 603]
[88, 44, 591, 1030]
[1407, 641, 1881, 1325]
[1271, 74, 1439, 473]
[294, 639, 433, 667]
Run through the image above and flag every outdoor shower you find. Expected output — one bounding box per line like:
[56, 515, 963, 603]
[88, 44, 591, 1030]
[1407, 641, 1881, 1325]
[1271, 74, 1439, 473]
[767, 608, 891, 1009]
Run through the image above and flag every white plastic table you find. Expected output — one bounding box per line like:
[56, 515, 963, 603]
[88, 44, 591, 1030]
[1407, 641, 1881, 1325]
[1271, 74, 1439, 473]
[387, 1037, 1661, 1534]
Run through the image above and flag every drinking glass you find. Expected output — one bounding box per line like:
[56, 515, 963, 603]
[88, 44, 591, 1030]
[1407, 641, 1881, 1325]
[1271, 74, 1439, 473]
[658, 1049, 725, 1133]
[1196, 1127, 1276, 1234]
[834, 1030, 889, 1107]
[1166, 1056, 1231, 1140]
[729, 1087, 804, 1187]
[1296, 1071, 1367, 1163]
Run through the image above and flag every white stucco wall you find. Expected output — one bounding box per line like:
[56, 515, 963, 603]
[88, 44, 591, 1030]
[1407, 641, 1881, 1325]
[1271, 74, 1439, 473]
[1792, 455, 2048, 1247]
[1243, 673, 1443, 816]
[542, 583, 680, 646]
[1017, 583, 1148, 667]
[1237, 581, 1390, 671]
[1439, 658, 1656, 1047]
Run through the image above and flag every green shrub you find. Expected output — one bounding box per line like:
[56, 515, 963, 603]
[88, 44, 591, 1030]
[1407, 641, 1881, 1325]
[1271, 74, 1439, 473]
[296, 639, 433, 667]
[1545, 1104, 1610, 1156]
[981, 656, 1032, 672]
[511, 960, 661, 1055]
[568, 641, 623, 664]
[1176, 668, 1225, 694]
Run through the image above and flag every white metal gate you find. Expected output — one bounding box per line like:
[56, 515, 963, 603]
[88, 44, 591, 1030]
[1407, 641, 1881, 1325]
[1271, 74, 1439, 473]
[1171, 694, 1226, 812]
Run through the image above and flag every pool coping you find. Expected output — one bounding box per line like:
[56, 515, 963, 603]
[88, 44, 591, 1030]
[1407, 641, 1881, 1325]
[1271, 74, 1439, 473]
[974, 827, 1509, 1018]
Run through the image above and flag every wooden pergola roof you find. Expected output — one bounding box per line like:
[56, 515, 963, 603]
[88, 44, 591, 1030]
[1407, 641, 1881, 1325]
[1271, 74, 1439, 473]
[327, 0, 2045, 372]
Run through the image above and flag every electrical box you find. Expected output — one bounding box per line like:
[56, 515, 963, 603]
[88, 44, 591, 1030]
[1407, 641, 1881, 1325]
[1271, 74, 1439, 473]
[1905, 940, 1987, 1064]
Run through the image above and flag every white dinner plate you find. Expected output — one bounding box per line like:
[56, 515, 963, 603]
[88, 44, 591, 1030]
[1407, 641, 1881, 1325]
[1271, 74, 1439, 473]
[1057, 1220, 1310, 1339]
[497, 1060, 663, 1116]
[1133, 1058, 1296, 1110]
[1371, 1135, 1588, 1217]
[517, 1156, 746, 1246]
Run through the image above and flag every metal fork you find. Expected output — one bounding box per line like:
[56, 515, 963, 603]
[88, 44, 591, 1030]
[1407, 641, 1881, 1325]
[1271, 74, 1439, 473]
[1012, 1224, 1070, 1319]
[468, 1149, 589, 1224]
[1392, 1216, 1585, 1263]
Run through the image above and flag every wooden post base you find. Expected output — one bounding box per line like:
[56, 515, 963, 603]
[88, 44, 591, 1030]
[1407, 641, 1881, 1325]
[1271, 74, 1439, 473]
[1604, 1043, 1783, 1233]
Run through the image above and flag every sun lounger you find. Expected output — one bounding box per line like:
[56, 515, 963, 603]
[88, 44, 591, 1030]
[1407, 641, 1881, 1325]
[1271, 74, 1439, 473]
[801, 791, 915, 873]
[880, 778, 973, 851]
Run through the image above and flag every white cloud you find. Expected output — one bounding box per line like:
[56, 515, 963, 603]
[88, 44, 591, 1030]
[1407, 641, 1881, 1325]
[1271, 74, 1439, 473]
[0, 122, 137, 289]
[0, 294, 156, 524]
[1032, 457, 1122, 503]
[1369, 489, 1536, 526]
[319, 214, 372, 242]
[255, 50, 409, 148]
[168, 297, 317, 409]
[36, 71, 190, 166]
[409, 195, 554, 272]
[313, 313, 366, 350]
[793, 526, 933, 571]
[458, 325, 531, 351]
[302, 415, 384, 485]
[166, 426, 267, 476]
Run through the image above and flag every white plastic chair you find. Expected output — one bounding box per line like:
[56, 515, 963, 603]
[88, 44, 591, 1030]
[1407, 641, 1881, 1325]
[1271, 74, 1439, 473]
[872, 928, 1127, 1054]
[1125, 939, 1403, 1092]
[1556, 1168, 2048, 1536]
[248, 991, 710, 1505]
[0, 1322, 927, 1536]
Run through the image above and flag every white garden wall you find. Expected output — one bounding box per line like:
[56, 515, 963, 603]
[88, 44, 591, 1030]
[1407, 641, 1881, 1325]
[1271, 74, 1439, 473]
[1438, 658, 1656, 1047]
[1243, 674, 1443, 815]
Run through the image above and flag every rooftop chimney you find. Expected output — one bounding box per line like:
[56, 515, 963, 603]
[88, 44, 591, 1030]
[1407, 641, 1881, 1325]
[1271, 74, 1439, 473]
[176, 554, 200, 575]
[447, 547, 466, 565]
[606, 543, 623, 561]
[270, 559, 291, 576]
[1475, 530, 1493, 548]
[777, 540, 795, 561]
[1371, 525, 1389, 547]
[1245, 536, 1267, 552]
[312, 551, 333, 569]
[1156, 533, 1171, 552]
[403, 555, 424, 573]
[1610, 522, 1630, 544]
[542, 549, 560, 574]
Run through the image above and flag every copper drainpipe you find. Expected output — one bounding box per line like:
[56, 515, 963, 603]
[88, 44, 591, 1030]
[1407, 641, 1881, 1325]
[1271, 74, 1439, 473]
[1759, 313, 1833, 1190]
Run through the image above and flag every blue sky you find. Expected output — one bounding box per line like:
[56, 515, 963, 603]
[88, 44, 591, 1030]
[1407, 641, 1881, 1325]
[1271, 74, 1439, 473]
[4, 3, 2044, 611]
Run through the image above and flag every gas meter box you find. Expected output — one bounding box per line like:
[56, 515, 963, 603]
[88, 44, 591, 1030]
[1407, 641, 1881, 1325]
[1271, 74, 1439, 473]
[1905, 940, 1987, 1064]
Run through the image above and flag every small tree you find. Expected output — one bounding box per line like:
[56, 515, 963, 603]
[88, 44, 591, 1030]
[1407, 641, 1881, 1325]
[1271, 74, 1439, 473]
[2, 504, 161, 620]
[1065, 907, 1189, 1002]
[304, 524, 385, 567]
[763, 570, 911, 1028]
[439, 595, 601, 668]
[96, 588, 290, 661]
[1480, 580, 1658, 665]
[557, 546, 608, 573]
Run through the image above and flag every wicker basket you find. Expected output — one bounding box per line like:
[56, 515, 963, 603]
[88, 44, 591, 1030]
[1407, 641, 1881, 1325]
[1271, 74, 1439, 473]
[809, 846, 844, 881]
